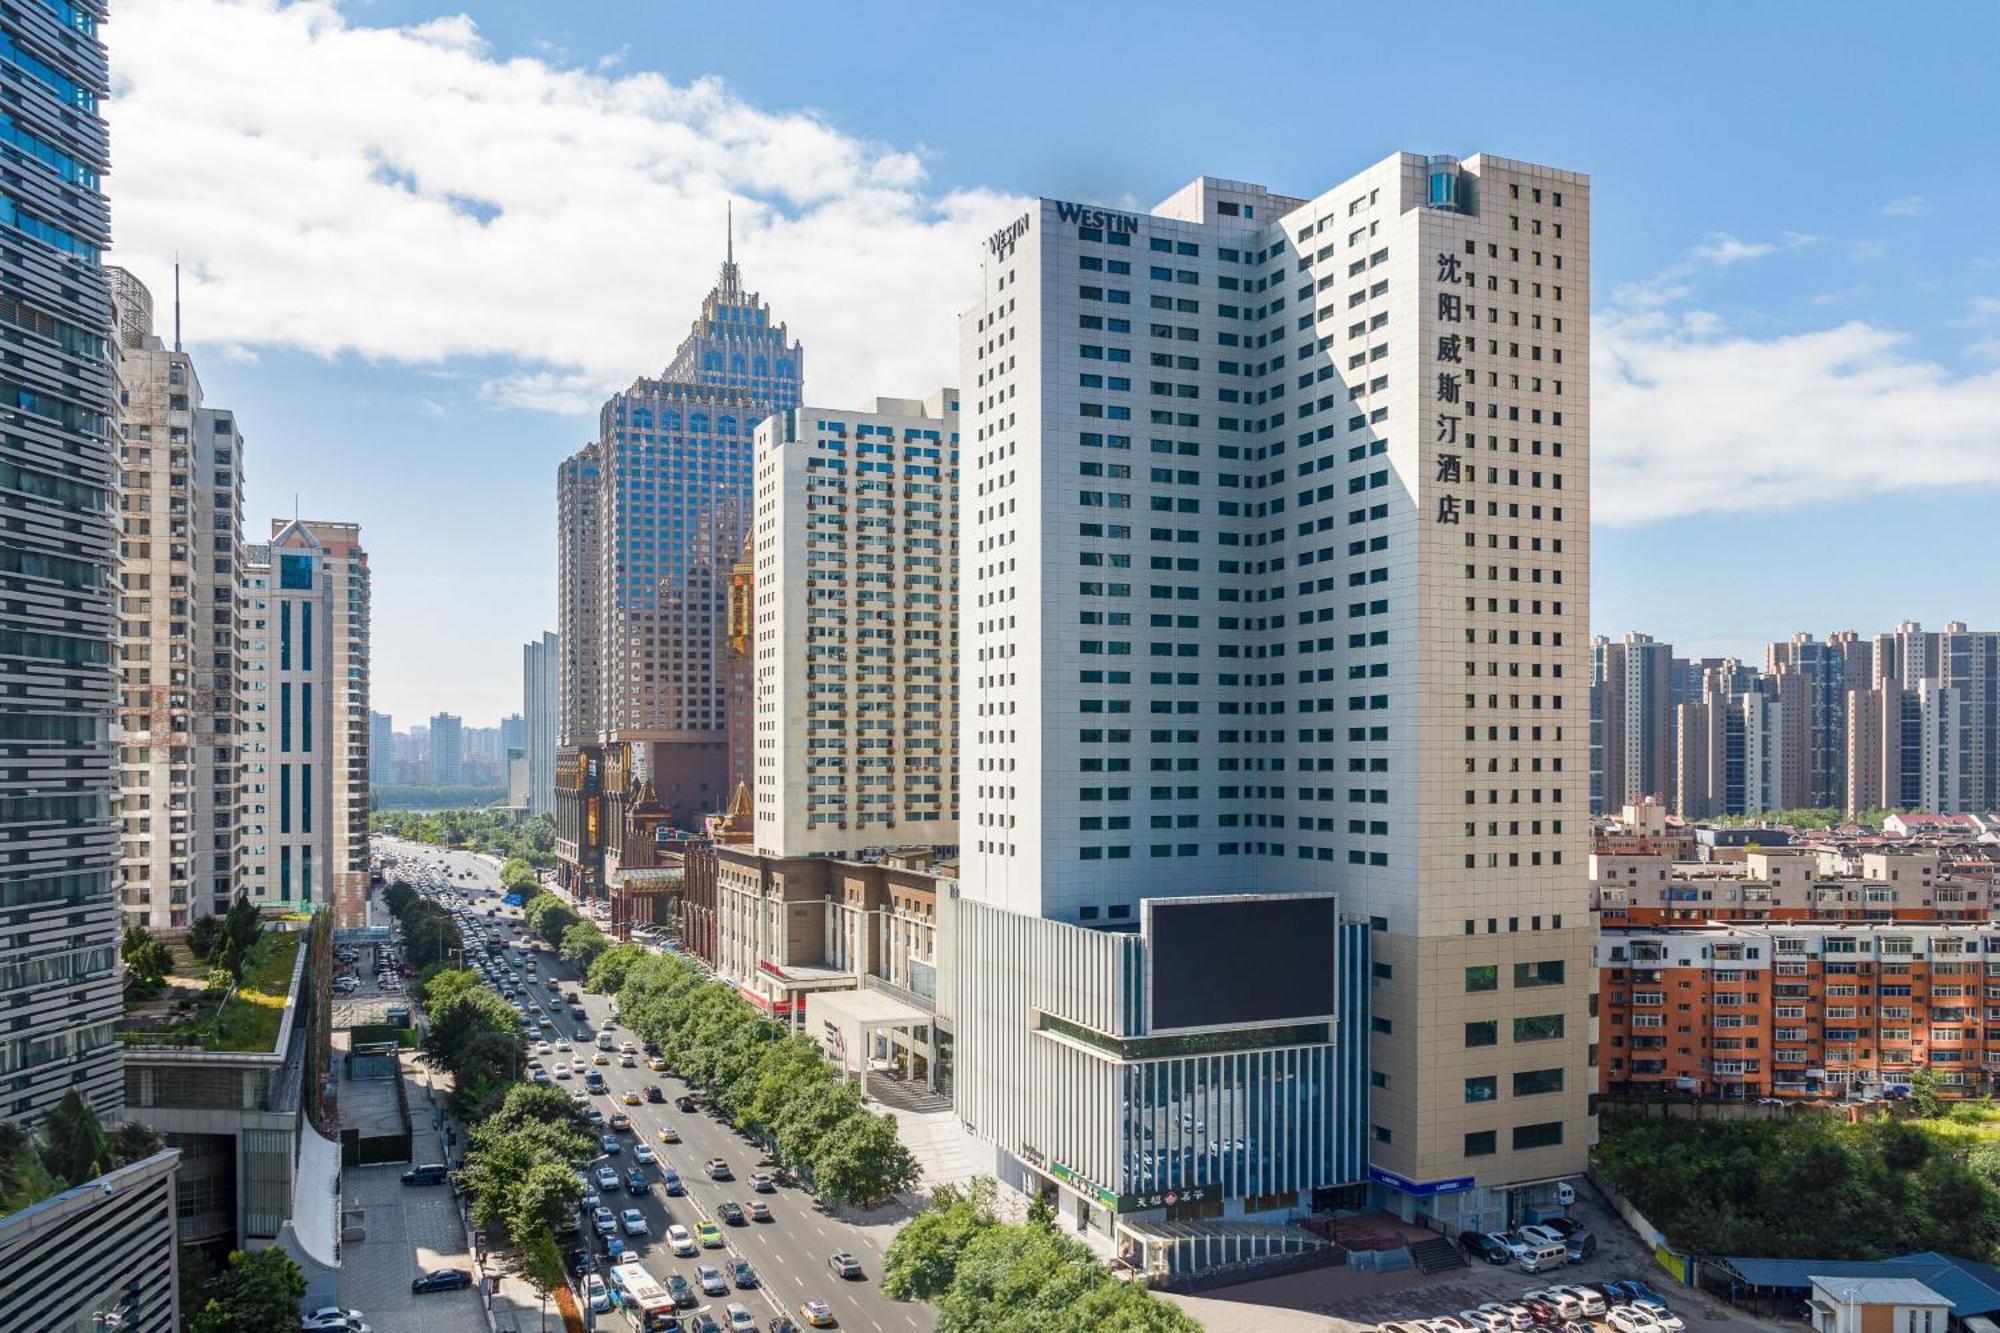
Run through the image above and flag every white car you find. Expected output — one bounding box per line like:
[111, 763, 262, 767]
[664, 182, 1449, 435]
[300, 1319, 367, 1333]
[1460, 1310, 1512, 1333]
[552, 1064, 571, 1079]
[593, 1206, 617, 1235]
[724, 1304, 758, 1333]
[667, 1223, 696, 1256]
[1426, 1318, 1479, 1333]
[633, 1143, 656, 1164]
[1524, 1289, 1584, 1320]
[585, 1273, 611, 1313]
[1608, 1310, 1663, 1333]
[1551, 1285, 1607, 1318]
[1517, 1223, 1565, 1248]
[1638, 1307, 1684, 1332]
[303, 1310, 367, 1332]
[1488, 1232, 1530, 1260]
[596, 1166, 620, 1191]
[620, 1208, 648, 1236]
[1475, 1303, 1532, 1331]
[536, 1040, 552, 1055]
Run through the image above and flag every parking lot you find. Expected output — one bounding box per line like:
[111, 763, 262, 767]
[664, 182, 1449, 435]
[1165, 1190, 1795, 1333]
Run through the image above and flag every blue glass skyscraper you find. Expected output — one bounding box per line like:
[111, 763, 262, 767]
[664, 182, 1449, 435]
[0, 0, 120, 1125]
[556, 237, 803, 894]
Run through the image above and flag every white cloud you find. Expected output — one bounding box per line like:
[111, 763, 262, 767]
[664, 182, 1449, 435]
[1691, 233, 1774, 266]
[105, 0, 1025, 413]
[1596, 314, 2000, 524]
[1881, 195, 1931, 216]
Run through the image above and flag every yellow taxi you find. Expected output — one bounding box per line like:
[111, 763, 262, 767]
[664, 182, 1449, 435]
[656, 1125, 681, 1144]
[591, 1052, 610, 1066]
[621, 1090, 641, 1105]
[799, 1298, 836, 1328]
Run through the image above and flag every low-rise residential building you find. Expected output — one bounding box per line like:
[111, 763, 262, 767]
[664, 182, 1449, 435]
[1598, 921, 2000, 1100]
[1592, 798, 1698, 860]
[1592, 848, 1989, 925]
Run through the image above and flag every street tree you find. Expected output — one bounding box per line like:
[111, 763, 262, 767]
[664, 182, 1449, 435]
[584, 942, 645, 996]
[559, 921, 608, 972]
[883, 1178, 996, 1302]
[190, 1246, 307, 1333]
[518, 1218, 565, 1333]
[813, 1109, 921, 1207]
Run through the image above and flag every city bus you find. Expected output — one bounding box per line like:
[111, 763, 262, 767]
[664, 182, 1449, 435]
[609, 1261, 677, 1330]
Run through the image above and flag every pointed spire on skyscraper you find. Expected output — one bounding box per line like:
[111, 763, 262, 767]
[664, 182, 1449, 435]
[719, 198, 742, 299]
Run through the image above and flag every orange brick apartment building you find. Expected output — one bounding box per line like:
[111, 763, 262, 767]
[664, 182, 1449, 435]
[1597, 922, 2000, 1099]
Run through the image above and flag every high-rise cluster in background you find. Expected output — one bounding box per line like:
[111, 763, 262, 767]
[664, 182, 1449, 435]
[1590, 622, 2000, 818]
[555, 151, 1593, 1277]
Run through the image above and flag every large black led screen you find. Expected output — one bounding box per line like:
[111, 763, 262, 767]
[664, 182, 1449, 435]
[1147, 896, 1340, 1031]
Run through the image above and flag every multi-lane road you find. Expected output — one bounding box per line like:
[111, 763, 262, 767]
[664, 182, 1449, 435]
[375, 836, 935, 1333]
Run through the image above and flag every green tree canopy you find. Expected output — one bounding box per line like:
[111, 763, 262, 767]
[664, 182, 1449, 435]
[813, 1108, 922, 1207]
[189, 1246, 307, 1333]
[187, 913, 224, 962]
[40, 1090, 111, 1188]
[560, 921, 609, 972]
[584, 941, 646, 996]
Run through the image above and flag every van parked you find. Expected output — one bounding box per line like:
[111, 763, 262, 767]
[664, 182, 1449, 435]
[1519, 1240, 1568, 1274]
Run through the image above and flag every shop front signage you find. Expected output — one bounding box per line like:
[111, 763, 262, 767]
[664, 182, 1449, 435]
[1369, 1166, 1475, 1198]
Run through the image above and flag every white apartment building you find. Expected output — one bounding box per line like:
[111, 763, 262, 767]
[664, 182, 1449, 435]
[957, 153, 1591, 1248]
[751, 391, 958, 858]
[109, 268, 247, 929]
[237, 519, 367, 913]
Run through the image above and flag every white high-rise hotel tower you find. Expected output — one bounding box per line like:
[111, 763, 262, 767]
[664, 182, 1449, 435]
[957, 153, 1590, 1256]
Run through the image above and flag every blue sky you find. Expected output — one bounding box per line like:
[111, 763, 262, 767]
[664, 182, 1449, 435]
[103, 1, 2000, 725]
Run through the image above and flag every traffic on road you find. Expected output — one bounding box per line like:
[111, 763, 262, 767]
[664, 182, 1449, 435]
[375, 836, 933, 1333]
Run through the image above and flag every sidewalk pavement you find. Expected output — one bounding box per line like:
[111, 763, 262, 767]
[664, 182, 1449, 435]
[409, 1060, 574, 1333]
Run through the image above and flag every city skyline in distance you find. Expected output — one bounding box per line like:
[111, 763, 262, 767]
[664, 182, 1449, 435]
[99, 0, 2000, 723]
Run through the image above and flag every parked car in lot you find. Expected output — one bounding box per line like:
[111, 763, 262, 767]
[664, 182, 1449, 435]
[302, 1304, 370, 1328]
[411, 1268, 472, 1295]
[1607, 1309, 1664, 1333]
[400, 1163, 449, 1186]
[1459, 1230, 1513, 1264]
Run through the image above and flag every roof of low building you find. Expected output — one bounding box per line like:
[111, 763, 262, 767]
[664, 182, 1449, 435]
[1720, 1253, 2000, 1315]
